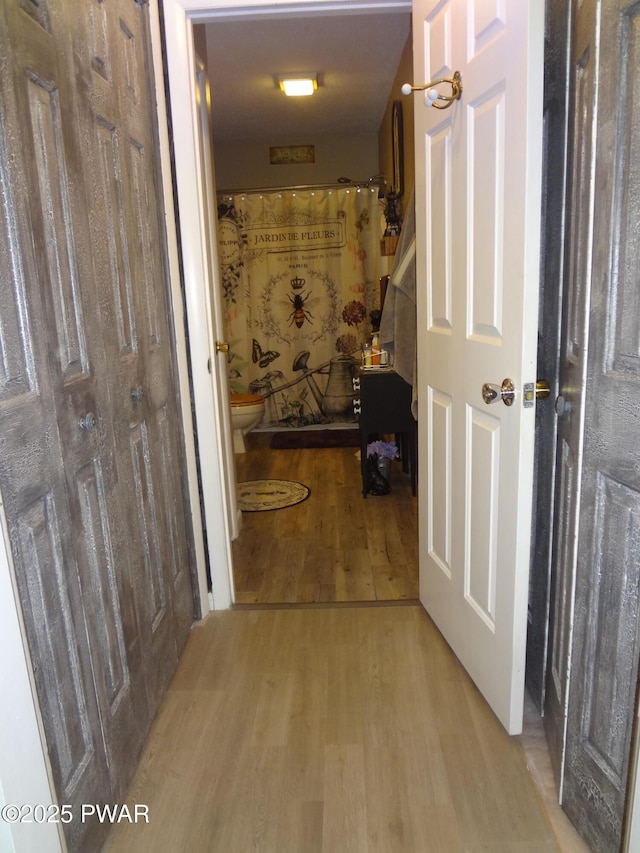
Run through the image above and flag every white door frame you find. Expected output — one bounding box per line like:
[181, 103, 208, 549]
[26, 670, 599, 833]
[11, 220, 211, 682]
[158, 0, 411, 618]
[152, 0, 231, 612]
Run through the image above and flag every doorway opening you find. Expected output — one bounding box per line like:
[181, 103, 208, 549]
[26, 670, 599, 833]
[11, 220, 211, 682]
[166, 0, 547, 722]
[192, 7, 416, 606]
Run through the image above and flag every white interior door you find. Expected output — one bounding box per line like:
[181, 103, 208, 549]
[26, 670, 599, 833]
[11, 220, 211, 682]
[194, 57, 239, 541]
[414, 0, 544, 734]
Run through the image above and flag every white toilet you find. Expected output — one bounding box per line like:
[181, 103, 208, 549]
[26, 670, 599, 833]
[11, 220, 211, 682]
[230, 393, 265, 453]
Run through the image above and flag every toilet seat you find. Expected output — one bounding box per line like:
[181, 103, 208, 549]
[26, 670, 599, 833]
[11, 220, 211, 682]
[230, 393, 263, 407]
[231, 393, 264, 407]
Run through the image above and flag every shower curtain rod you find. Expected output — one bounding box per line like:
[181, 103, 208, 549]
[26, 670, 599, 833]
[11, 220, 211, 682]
[218, 177, 388, 197]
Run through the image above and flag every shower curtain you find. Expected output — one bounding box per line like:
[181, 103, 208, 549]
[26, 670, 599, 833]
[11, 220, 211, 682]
[217, 187, 382, 429]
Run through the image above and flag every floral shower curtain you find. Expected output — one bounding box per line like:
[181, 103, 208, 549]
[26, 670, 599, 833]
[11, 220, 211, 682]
[217, 187, 382, 429]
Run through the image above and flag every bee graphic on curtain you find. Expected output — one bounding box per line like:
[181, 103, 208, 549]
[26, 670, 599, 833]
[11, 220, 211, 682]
[287, 290, 319, 328]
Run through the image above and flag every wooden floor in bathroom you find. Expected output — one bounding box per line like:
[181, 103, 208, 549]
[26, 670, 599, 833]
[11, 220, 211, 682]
[231, 431, 419, 604]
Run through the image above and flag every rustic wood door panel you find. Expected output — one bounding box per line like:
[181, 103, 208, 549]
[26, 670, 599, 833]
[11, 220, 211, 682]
[0, 4, 124, 848]
[116, 0, 195, 657]
[560, 2, 640, 848]
[0, 0, 195, 849]
[78, 0, 194, 708]
[543, 0, 598, 798]
[81, 0, 195, 700]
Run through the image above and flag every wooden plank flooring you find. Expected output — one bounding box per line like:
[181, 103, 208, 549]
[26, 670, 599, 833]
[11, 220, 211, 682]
[231, 432, 418, 604]
[104, 605, 560, 852]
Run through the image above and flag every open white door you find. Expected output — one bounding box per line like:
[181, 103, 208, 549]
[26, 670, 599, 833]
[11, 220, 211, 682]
[194, 57, 240, 542]
[414, 0, 544, 734]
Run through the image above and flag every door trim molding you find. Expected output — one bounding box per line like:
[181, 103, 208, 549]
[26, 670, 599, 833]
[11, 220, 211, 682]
[150, 0, 232, 611]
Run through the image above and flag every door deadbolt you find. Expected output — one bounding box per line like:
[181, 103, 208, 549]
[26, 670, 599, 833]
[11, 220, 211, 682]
[482, 378, 515, 406]
[535, 380, 551, 399]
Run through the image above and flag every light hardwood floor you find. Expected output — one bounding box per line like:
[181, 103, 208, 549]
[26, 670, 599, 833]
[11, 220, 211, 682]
[231, 431, 418, 604]
[104, 434, 589, 852]
[105, 605, 562, 852]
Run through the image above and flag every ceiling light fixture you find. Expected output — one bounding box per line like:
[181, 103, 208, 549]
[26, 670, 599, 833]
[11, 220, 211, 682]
[279, 74, 317, 97]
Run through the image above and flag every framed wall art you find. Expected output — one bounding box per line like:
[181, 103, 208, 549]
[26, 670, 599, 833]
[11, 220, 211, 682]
[269, 144, 315, 165]
[391, 100, 404, 197]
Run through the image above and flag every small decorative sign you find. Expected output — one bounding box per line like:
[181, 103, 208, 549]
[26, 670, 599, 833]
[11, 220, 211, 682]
[269, 144, 315, 165]
[243, 217, 345, 252]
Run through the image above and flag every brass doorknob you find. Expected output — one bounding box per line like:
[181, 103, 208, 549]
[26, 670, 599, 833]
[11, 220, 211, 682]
[482, 378, 515, 406]
[215, 341, 230, 354]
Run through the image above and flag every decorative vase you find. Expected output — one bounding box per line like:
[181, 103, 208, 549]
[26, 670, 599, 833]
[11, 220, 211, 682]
[366, 455, 391, 496]
[376, 456, 391, 482]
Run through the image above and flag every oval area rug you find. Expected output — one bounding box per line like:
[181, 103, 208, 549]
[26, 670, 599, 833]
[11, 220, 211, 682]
[237, 479, 310, 512]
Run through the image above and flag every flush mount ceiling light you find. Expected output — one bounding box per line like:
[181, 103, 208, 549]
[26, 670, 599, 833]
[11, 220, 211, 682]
[279, 74, 317, 97]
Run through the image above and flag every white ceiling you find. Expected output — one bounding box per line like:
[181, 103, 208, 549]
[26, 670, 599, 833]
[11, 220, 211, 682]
[203, 11, 411, 143]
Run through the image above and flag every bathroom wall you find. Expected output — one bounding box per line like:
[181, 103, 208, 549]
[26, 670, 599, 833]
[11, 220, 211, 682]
[194, 21, 411, 195]
[378, 32, 415, 199]
[213, 133, 380, 191]
[197, 24, 381, 192]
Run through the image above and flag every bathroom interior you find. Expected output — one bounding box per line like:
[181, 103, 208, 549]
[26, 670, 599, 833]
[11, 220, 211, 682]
[193, 11, 419, 605]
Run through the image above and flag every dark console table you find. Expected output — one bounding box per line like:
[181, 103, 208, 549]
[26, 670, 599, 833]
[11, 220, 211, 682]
[354, 368, 417, 498]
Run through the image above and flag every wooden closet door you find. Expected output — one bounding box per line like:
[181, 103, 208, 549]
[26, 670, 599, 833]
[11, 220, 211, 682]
[79, 0, 195, 717]
[561, 1, 640, 848]
[0, 3, 135, 848]
[0, 1, 194, 849]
